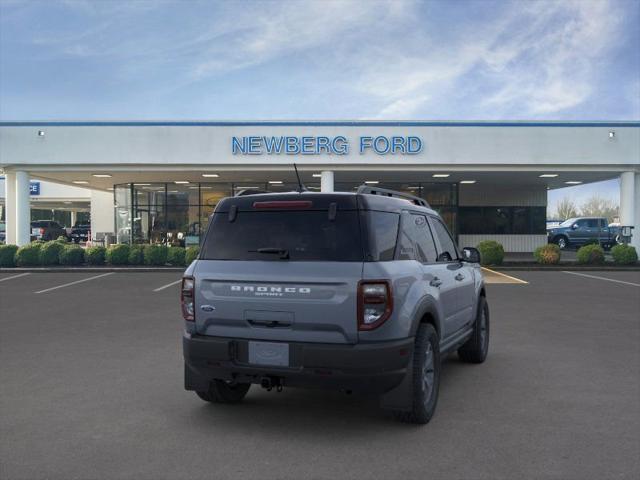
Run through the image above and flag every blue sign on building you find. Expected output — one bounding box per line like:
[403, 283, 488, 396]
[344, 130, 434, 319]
[29, 181, 40, 196]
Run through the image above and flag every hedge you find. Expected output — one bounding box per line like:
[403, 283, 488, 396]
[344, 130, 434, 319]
[106, 244, 130, 265]
[144, 244, 168, 266]
[15, 243, 43, 266]
[185, 246, 199, 265]
[85, 246, 106, 265]
[576, 244, 605, 264]
[128, 245, 145, 265]
[0, 244, 19, 267]
[611, 244, 638, 265]
[167, 246, 186, 266]
[40, 241, 65, 265]
[533, 244, 561, 265]
[59, 244, 85, 265]
[477, 240, 504, 266]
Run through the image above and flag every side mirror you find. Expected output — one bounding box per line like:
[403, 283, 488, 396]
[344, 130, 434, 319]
[572, 223, 579, 230]
[462, 247, 480, 263]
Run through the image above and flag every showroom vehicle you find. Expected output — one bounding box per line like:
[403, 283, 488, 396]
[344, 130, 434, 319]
[69, 222, 90, 243]
[547, 216, 619, 249]
[181, 186, 489, 424]
[30, 220, 68, 241]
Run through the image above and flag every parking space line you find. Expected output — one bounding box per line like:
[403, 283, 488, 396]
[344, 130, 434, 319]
[481, 267, 528, 284]
[34, 273, 115, 294]
[0, 273, 31, 283]
[562, 271, 640, 287]
[153, 279, 182, 292]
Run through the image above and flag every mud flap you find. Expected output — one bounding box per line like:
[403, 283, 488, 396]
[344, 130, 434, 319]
[379, 353, 414, 412]
[184, 363, 210, 391]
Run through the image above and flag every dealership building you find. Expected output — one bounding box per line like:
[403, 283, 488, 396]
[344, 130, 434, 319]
[1, 121, 639, 251]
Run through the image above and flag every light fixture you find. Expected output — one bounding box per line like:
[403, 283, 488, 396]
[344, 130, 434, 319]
[168, 190, 179, 193]
[200, 186, 212, 190]
[133, 183, 151, 186]
[312, 174, 322, 178]
[609, 131, 615, 139]
[63, 201, 72, 204]
[174, 181, 189, 184]
[92, 174, 112, 178]
[188, 186, 199, 189]
[364, 180, 379, 184]
[201, 173, 219, 178]
[432, 174, 450, 178]
[269, 181, 283, 184]
[37, 130, 45, 137]
[460, 180, 476, 184]
[539, 174, 558, 178]
[565, 181, 582, 185]
[72, 180, 89, 184]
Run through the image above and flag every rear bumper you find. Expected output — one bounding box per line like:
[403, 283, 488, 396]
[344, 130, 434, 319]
[183, 333, 413, 394]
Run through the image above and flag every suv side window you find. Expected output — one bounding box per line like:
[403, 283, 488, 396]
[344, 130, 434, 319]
[431, 218, 458, 262]
[397, 212, 438, 263]
[575, 219, 587, 228]
[586, 219, 599, 228]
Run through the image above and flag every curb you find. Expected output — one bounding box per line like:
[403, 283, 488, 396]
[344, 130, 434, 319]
[493, 265, 640, 271]
[0, 267, 186, 273]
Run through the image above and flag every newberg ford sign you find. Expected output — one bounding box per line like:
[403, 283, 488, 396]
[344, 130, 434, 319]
[232, 135, 422, 155]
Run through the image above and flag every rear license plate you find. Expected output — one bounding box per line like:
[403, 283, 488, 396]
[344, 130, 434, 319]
[248, 341, 289, 367]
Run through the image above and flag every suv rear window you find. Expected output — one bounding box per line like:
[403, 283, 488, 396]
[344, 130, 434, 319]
[201, 211, 363, 261]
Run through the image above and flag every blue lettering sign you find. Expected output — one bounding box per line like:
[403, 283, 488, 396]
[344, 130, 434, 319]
[29, 182, 40, 196]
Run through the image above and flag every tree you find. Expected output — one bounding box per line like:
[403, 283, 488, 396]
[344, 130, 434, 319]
[579, 195, 619, 223]
[553, 197, 578, 220]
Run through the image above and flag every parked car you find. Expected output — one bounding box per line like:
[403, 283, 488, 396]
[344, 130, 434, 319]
[181, 186, 489, 424]
[547, 217, 619, 249]
[69, 223, 90, 243]
[31, 220, 68, 241]
[0, 221, 5, 243]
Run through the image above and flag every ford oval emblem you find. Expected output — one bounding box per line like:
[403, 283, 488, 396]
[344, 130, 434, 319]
[200, 305, 215, 312]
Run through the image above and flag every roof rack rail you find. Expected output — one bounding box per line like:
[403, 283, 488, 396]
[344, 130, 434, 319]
[234, 189, 269, 197]
[356, 185, 430, 208]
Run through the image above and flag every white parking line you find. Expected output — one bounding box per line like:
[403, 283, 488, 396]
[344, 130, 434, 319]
[153, 279, 182, 292]
[34, 273, 115, 294]
[0, 273, 31, 283]
[562, 271, 640, 287]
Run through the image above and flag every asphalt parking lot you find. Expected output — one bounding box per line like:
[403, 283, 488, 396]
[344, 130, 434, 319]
[1, 270, 639, 480]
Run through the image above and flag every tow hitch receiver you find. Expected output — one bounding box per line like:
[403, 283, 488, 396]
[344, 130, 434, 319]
[260, 376, 284, 392]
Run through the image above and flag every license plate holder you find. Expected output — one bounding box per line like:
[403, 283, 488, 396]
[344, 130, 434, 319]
[248, 341, 289, 367]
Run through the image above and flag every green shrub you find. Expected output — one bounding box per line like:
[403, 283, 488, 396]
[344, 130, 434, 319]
[85, 246, 106, 265]
[534, 244, 561, 265]
[584, 238, 600, 246]
[56, 236, 69, 243]
[167, 246, 186, 266]
[611, 244, 638, 265]
[106, 244, 130, 265]
[0, 244, 19, 267]
[40, 241, 65, 265]
[143, 244, 168, 266]
[576, 244, 605, 264]
[15, 243, 43, 266]
[59, 244, 85, 265]
[477, 240, 504, 266]
[185, 246, 199, 265]
[128, 245, 145, 265]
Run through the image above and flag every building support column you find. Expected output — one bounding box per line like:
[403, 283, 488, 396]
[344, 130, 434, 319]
[320, 171, 334, 193]
[5, 172, 16, 244]
[620, 171, 639, 251]
[15, 171, 31, 246]
[70, 211, 77, 227]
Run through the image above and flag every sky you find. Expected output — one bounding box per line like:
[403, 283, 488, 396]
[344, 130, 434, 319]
[0, 0, 638, 205]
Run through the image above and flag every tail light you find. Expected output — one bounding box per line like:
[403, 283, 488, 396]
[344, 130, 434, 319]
[181, 276, 195, 321]
[357, 280, 393, 330]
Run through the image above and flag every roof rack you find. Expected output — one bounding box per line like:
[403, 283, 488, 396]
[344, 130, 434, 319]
[356, 185, 430, 208]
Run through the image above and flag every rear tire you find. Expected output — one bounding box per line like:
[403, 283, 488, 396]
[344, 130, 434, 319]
[458, 296, 490, 363]
[394, 323, 440, 424]
[196, 380, 251, 404]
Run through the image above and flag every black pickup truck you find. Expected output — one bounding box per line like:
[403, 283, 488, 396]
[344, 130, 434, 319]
[547, 217, 620, 250]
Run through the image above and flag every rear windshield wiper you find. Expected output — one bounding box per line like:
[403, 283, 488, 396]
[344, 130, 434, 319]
[249, 247, 290, 260]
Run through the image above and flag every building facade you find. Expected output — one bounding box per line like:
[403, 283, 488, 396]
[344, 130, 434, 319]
[1, 121, 639, 251]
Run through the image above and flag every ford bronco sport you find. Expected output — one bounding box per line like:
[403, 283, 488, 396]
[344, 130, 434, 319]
[182, 186, 489, 424]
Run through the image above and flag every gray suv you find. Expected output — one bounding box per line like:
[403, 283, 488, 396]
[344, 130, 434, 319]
[182, 186, 489, 424]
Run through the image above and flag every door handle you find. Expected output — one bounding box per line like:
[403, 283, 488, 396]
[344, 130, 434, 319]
[429, 277, 442, 287]
[455, 273, 465, 281]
